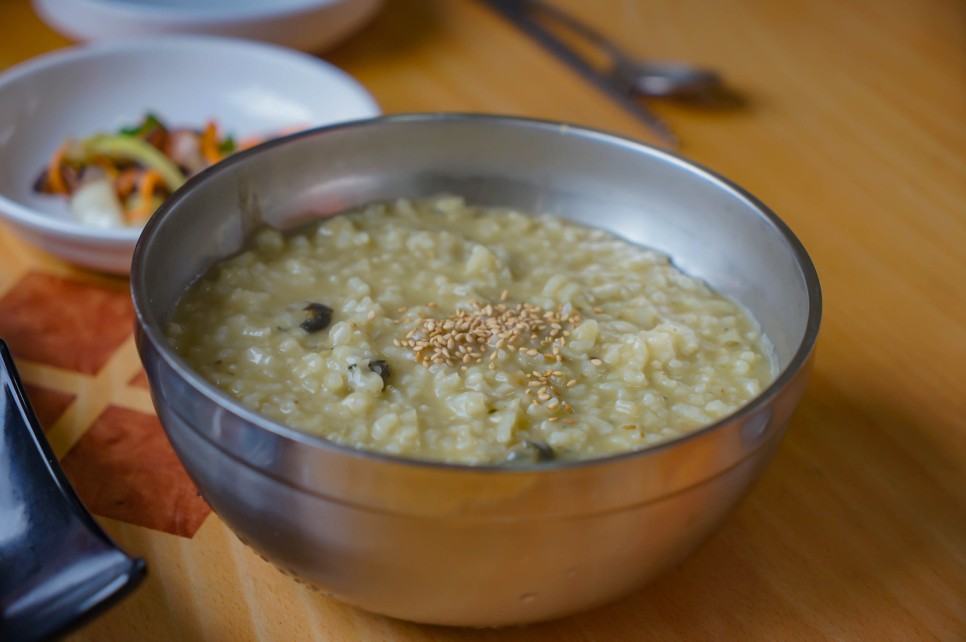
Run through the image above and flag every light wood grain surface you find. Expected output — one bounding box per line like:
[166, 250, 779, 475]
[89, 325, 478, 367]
[0, 0, 963, 640]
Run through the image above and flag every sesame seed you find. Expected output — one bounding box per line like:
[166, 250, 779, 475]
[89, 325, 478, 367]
[400, 298, 582, 373]
[590, 358, 603, 366]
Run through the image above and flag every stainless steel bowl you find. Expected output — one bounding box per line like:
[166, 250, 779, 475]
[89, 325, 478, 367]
[132, 114, 821, 626]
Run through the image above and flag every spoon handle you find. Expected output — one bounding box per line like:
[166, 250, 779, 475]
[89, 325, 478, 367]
[0, 340, 145, 642]
[522, 0, 630, 63]
[481, 0, 678, 148]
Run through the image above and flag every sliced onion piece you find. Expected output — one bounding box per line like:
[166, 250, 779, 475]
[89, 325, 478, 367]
[70, 171, 125, 228]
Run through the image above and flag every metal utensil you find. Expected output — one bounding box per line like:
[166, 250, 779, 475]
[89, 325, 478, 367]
[0, 340, 145, 641]
[524, 0, 723, 99]
[482, 0, 727, 146]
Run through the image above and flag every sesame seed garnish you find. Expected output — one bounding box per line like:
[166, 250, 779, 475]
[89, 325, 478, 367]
[398, 298, 583, 415]
[590, 358, 603, 366]
[398, 299, 580, 368]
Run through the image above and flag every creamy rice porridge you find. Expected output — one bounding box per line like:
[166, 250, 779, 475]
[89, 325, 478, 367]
[167, 196, 775, 464]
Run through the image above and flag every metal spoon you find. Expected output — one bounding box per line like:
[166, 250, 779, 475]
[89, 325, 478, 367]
[526, 0, 724, 99]
[616, 60, 723, 99]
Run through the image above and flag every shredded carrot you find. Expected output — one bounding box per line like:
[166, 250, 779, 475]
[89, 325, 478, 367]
[200, 120, 221, 165]
[46, 143, 70, 194]
[115, 167, 141, 200]
[127, 169, 162, 223]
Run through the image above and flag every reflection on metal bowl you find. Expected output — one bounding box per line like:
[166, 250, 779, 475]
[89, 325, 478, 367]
[131, 114, 821, 627]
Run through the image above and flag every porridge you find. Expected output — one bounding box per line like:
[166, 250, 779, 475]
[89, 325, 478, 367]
[167, 196, 775, 464]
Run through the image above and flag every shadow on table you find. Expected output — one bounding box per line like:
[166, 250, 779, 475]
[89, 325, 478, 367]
[345, 372, 962, 639]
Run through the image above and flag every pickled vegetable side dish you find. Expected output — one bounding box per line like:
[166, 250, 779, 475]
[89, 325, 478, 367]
[33, 113, 241, 227]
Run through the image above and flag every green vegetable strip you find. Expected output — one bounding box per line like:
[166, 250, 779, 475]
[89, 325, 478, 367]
[119, 112, 163, 138]
[82, 135, 186, 191]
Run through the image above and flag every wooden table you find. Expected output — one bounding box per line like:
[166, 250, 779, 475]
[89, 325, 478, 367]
[1, 0, 963, 639]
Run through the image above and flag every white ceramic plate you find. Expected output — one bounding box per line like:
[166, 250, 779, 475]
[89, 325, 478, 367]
[32, 0, 382, 53]
[0, 35, 380, 274]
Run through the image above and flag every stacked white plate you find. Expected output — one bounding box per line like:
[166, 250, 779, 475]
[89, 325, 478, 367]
[32, 0, 382, 52]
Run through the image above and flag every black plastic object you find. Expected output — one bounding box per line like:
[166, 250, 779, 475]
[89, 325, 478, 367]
[0, 340, 146, 641]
